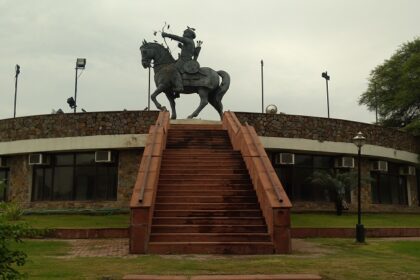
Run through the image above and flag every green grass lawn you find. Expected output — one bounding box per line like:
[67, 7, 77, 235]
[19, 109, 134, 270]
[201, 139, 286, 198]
[21, 214, 129, 229]
[12, 238, 420, 279]
[291, 213, 420, 228]
[19, 212, 420, 229]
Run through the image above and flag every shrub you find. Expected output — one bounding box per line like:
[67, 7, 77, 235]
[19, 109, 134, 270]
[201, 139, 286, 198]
[0, 199, 44, 279]
[0, 202, 24, 221]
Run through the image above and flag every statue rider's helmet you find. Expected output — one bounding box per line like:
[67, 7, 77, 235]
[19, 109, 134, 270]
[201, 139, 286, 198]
[183, 27, 196, 39]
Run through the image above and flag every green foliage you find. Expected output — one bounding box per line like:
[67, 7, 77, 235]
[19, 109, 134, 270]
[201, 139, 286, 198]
[0, 202, 24, 221]
[0, 206, 44, 279]
[359, 37, 420, 135]
[309, 170, 372, 215]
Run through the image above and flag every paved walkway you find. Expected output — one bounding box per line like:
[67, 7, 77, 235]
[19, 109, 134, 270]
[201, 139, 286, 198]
[53, 238, 325, 258]
[60, 238, 132, 258]
[50, 237, 420, 258]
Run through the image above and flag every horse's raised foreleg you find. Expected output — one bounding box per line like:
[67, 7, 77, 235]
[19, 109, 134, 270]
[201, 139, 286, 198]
[188, 89, 209, 119]
[151, 85, 167, 111]
[164, 92, 177, 119]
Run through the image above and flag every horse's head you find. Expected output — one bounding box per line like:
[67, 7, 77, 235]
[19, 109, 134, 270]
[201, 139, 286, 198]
[139, 40, 174, 68]
[140, 40, 154, 68]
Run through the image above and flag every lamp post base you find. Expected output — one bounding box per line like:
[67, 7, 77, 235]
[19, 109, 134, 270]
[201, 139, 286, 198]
[356, 224, 365, 243]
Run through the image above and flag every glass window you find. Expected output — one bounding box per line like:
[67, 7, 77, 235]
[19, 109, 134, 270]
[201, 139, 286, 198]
[32, 152, 118, 201]
[370, 161, 408, 205]
[294, 155, 312, 166]
[55, 154, 74, 166]
[53, 167, 73, 200]
[76, 153, 95, 165]
[313, 156, 333, 169]
[75, 166, 96, 200]
[274, 153, 336, 202]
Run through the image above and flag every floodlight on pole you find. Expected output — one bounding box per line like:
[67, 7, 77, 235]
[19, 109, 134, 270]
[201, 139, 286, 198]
[321, 71, 330, 118]
[74, 58, 86, 113]
[353, 131, 366, 243]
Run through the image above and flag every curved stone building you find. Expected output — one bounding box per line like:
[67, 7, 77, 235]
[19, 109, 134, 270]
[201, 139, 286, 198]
[0, 110, 418, 213]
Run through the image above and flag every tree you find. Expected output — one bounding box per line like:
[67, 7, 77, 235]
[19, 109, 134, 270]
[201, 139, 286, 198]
[309, 170, 356, 215]
[359, 38, 420, 135]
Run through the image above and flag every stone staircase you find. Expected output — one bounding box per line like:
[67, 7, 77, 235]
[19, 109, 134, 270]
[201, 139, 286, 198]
[147, 123, 275, 254]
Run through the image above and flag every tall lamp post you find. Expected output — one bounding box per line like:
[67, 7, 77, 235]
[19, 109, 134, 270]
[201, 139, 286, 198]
[74, 58, 86, 113]
[321, 71, 330, 118]
[353, 131, 366, 243]
[261, 60, 264, 113]
[14, 65, 21, 118]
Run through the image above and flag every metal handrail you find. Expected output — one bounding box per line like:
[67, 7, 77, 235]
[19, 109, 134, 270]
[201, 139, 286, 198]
[138, 118, 163, 203]
[244, 122, 284, 203]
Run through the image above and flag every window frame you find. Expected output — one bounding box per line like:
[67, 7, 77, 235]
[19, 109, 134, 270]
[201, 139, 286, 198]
[31, 152, 118, 202]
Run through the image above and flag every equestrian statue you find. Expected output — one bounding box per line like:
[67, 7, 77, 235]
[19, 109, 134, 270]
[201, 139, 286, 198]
[140, 26, 230, 119]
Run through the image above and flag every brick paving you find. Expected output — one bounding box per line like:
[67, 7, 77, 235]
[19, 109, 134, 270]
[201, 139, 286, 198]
[59, 238, 133, 258]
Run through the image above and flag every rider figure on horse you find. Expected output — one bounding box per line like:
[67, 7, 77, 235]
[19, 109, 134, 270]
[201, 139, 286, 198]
[162, 27, 201, 97]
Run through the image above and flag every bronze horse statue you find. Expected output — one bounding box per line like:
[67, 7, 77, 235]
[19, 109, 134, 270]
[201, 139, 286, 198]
[140, 41, 230, 119]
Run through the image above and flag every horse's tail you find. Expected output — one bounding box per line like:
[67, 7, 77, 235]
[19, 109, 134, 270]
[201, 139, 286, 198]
[214, 70, 230, 103]
[208, 70, 230, 119]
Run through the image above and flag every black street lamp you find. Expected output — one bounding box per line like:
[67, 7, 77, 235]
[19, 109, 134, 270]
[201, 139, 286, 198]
[14, 65, 21, 118]
[353, 131, 366, 243]
[321, 71, 330, 118]
[73, 58, 86, 113]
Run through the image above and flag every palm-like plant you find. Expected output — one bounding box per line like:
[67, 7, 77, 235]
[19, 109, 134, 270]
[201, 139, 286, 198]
[309, 170, 360, 215]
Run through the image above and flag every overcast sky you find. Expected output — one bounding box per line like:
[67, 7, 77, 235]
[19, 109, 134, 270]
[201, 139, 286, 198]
[1, 0, 419, 122]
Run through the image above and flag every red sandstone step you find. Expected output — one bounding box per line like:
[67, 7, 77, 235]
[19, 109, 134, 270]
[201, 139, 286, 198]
[153, 210, 263, 218]
[154, 203, 260, 210]
[166, 147, 232, 150]
[155, 196, 257, 203]
[167, 137, 229, 141]
[151, 225, 267, 233]
[149, 233, 271, 242]
[169, 125, 224, 129]
[159, 169, 248, 175]
[161, 161, 244, 167]
[156, 190, 255, 196]
[152, 217, 266, 225]
[168, 132, 227, 136]
[158, 179, 251, 184]
[166, 135, 230, 139]
[157, 184, 254, 190]
[147, 242, 274, 254]
[161, 163, 245, 169]
[159, 174, 250, 180]
[163, 154, 238, 159]
[164, 149, 237, 154]
[166, 140, 229, 143]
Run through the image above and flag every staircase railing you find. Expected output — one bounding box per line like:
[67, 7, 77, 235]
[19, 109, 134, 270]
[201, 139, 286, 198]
[129, 111, 170, 253]
[223, 111, 292, 253]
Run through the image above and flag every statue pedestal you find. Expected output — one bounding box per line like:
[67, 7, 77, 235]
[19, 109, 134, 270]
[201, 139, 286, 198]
[170, 119, 222, 125]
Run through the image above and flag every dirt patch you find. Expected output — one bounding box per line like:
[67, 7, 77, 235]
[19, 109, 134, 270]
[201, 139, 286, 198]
[291, 239, 335, 257]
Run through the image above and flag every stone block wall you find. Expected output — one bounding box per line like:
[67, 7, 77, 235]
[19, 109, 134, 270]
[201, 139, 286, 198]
[235, 112, 420, 154]
[8, 155, 31, 207]
[0, 111, 159, 142]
